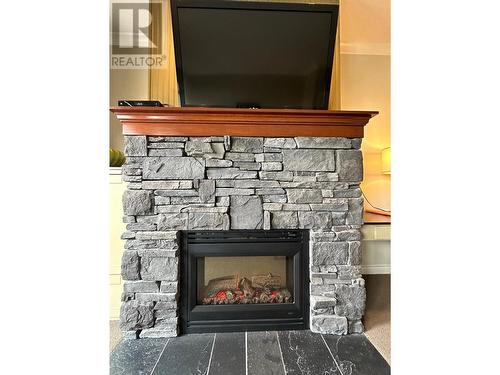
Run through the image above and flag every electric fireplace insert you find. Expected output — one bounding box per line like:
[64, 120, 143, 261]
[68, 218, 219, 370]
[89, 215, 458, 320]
[180, 230, 309, 334]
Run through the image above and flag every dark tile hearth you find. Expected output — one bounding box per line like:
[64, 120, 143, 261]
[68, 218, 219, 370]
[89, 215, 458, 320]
[110, 331, 390, 375]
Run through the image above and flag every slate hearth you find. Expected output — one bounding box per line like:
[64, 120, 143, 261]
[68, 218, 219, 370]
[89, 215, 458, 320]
[110, 331, 390, 375]
[120, 136, 365, 338]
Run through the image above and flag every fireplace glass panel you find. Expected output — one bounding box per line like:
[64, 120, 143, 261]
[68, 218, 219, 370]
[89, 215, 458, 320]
[197, 256, 294, 305]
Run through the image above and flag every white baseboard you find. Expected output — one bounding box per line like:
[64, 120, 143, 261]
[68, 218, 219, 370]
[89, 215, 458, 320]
[362, 264, 391, 275]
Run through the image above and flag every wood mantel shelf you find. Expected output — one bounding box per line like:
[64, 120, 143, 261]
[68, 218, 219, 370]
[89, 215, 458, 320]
[110, 106, 378, 138]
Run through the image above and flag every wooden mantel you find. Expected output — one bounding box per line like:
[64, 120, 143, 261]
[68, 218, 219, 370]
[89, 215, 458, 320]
[110, 106, 378, 138]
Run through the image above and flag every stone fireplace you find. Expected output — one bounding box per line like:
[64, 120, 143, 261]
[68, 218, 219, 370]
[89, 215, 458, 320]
[119, 134, 367, 339]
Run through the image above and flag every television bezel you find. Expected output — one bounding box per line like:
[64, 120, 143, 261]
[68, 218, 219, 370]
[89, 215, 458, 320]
[170, 0, 339, 109]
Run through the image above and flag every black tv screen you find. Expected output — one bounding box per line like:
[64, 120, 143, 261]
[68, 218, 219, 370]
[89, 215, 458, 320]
[170, 0, 339, 109]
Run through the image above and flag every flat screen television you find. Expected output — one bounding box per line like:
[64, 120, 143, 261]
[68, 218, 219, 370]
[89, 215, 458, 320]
[170, 0, 339, 109]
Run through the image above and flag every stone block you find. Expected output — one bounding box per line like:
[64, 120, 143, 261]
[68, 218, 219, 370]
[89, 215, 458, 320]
[122, 175, 142, 183]
[124, 136, 147, 156]
[140, 256, 178, 281]
[123, 281, 159, 293]
[348, 320, 364, 334]
[154, 309, 177, 320]
[280, 181, 349, 189]
[155, 204, 214, 214]
[316, 172, 339, 182]
[139, 328, 178, 339]
[233, 162, 261, 171]
[263, 138, 297, 148]
[149, 136, 188, 142]
[311, 295, 337, 310]
[336, 150, 363, 181]
[215, 188, 254, 196]
[156, 213, 188, 231]
[122, 190, 153, 215]
[126, 222, 156, 231]
[136, 248, 178, 258]
[234, 180, 280, 188]
[185, 140, 213, 156]
[351, 138, 362, 149]
[271, 211, 299, 229]
[337, 265, 362, 280]
[255, 153, 283, 162]
[283, 149, 336, 171]
[216, 196, 230, 206]
[181, 206, 227, 213]
[255, 188, 286, 195]
[207, 168, 257, 179]
[121, 251, 140, 280]
[188, 213, 229, 230]
[225, 152, 255, 161]
[198, 180, 216, 202]
[282, 204, 310, 211]
[159, 281, 178, 293]
[310, 200, 348, 212]
[143, 157, 205, 180]
[230, 196, 263, 229]
[262, 195, 287, 203]
[216, 180, 235, 187]
[123, 216, 136, 223]
[125, 239, 178, 250]
[331, 212, 347, 225]
[298, 212, 332, 229]
[334, 284, 366, 320]
[141, 180, 192, 190]
[154, 189, 198, 197]
[347, 241, 361, 266]
[169, 197, 204, 204]
[346, 198, 364, 225]
[259, 171, 293, 181]
[135, 293, 176, 303]
[122, 165, 142, 176]
[336, 230, 361, 242]
[147, 142, 184, 149]
[206, 159, 232, 168]
[287, 189, 323, 204]
[120, 300, 154, 331]
[134, 231, 177, 240]
[148, 149, 184, 157]
[312, 242, 349, 266]
[292, 175, 316, 182]
[322, 190, 334, 198]
[154, 301, 177, 311]
[264, 147, 282, 153]
[136, 215, 159, 223]
[295, 137, 351, 149]
[231, 137, 264, 152]
[127, 183, 142, 189]
[261, 162, 282, 171]
[332, 188, 362, 198]
[262, 203, 283, 211]
[263, 211, 271, 230]
[310, 315, 348, 335]
[121, 231, 136, 240]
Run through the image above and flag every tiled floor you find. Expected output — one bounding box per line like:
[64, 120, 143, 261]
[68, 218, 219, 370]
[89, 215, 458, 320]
[110, 330, 390, 375]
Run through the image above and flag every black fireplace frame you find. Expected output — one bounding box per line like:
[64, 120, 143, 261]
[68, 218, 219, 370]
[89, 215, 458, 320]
[180, 230, 310, 334]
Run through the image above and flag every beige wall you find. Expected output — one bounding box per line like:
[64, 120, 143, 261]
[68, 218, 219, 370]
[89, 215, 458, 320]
[109, 68, 149, 151]
[340, 53, 391, 211]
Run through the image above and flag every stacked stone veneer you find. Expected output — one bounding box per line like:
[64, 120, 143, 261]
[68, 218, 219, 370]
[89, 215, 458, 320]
[120, 135, 366, 338]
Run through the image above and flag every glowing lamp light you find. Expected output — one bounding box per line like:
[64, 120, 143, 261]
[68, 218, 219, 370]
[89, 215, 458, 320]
[381, 147, 391, 174]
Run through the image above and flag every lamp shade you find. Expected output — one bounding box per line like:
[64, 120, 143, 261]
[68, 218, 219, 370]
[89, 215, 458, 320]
[381, 147, 391, 174]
